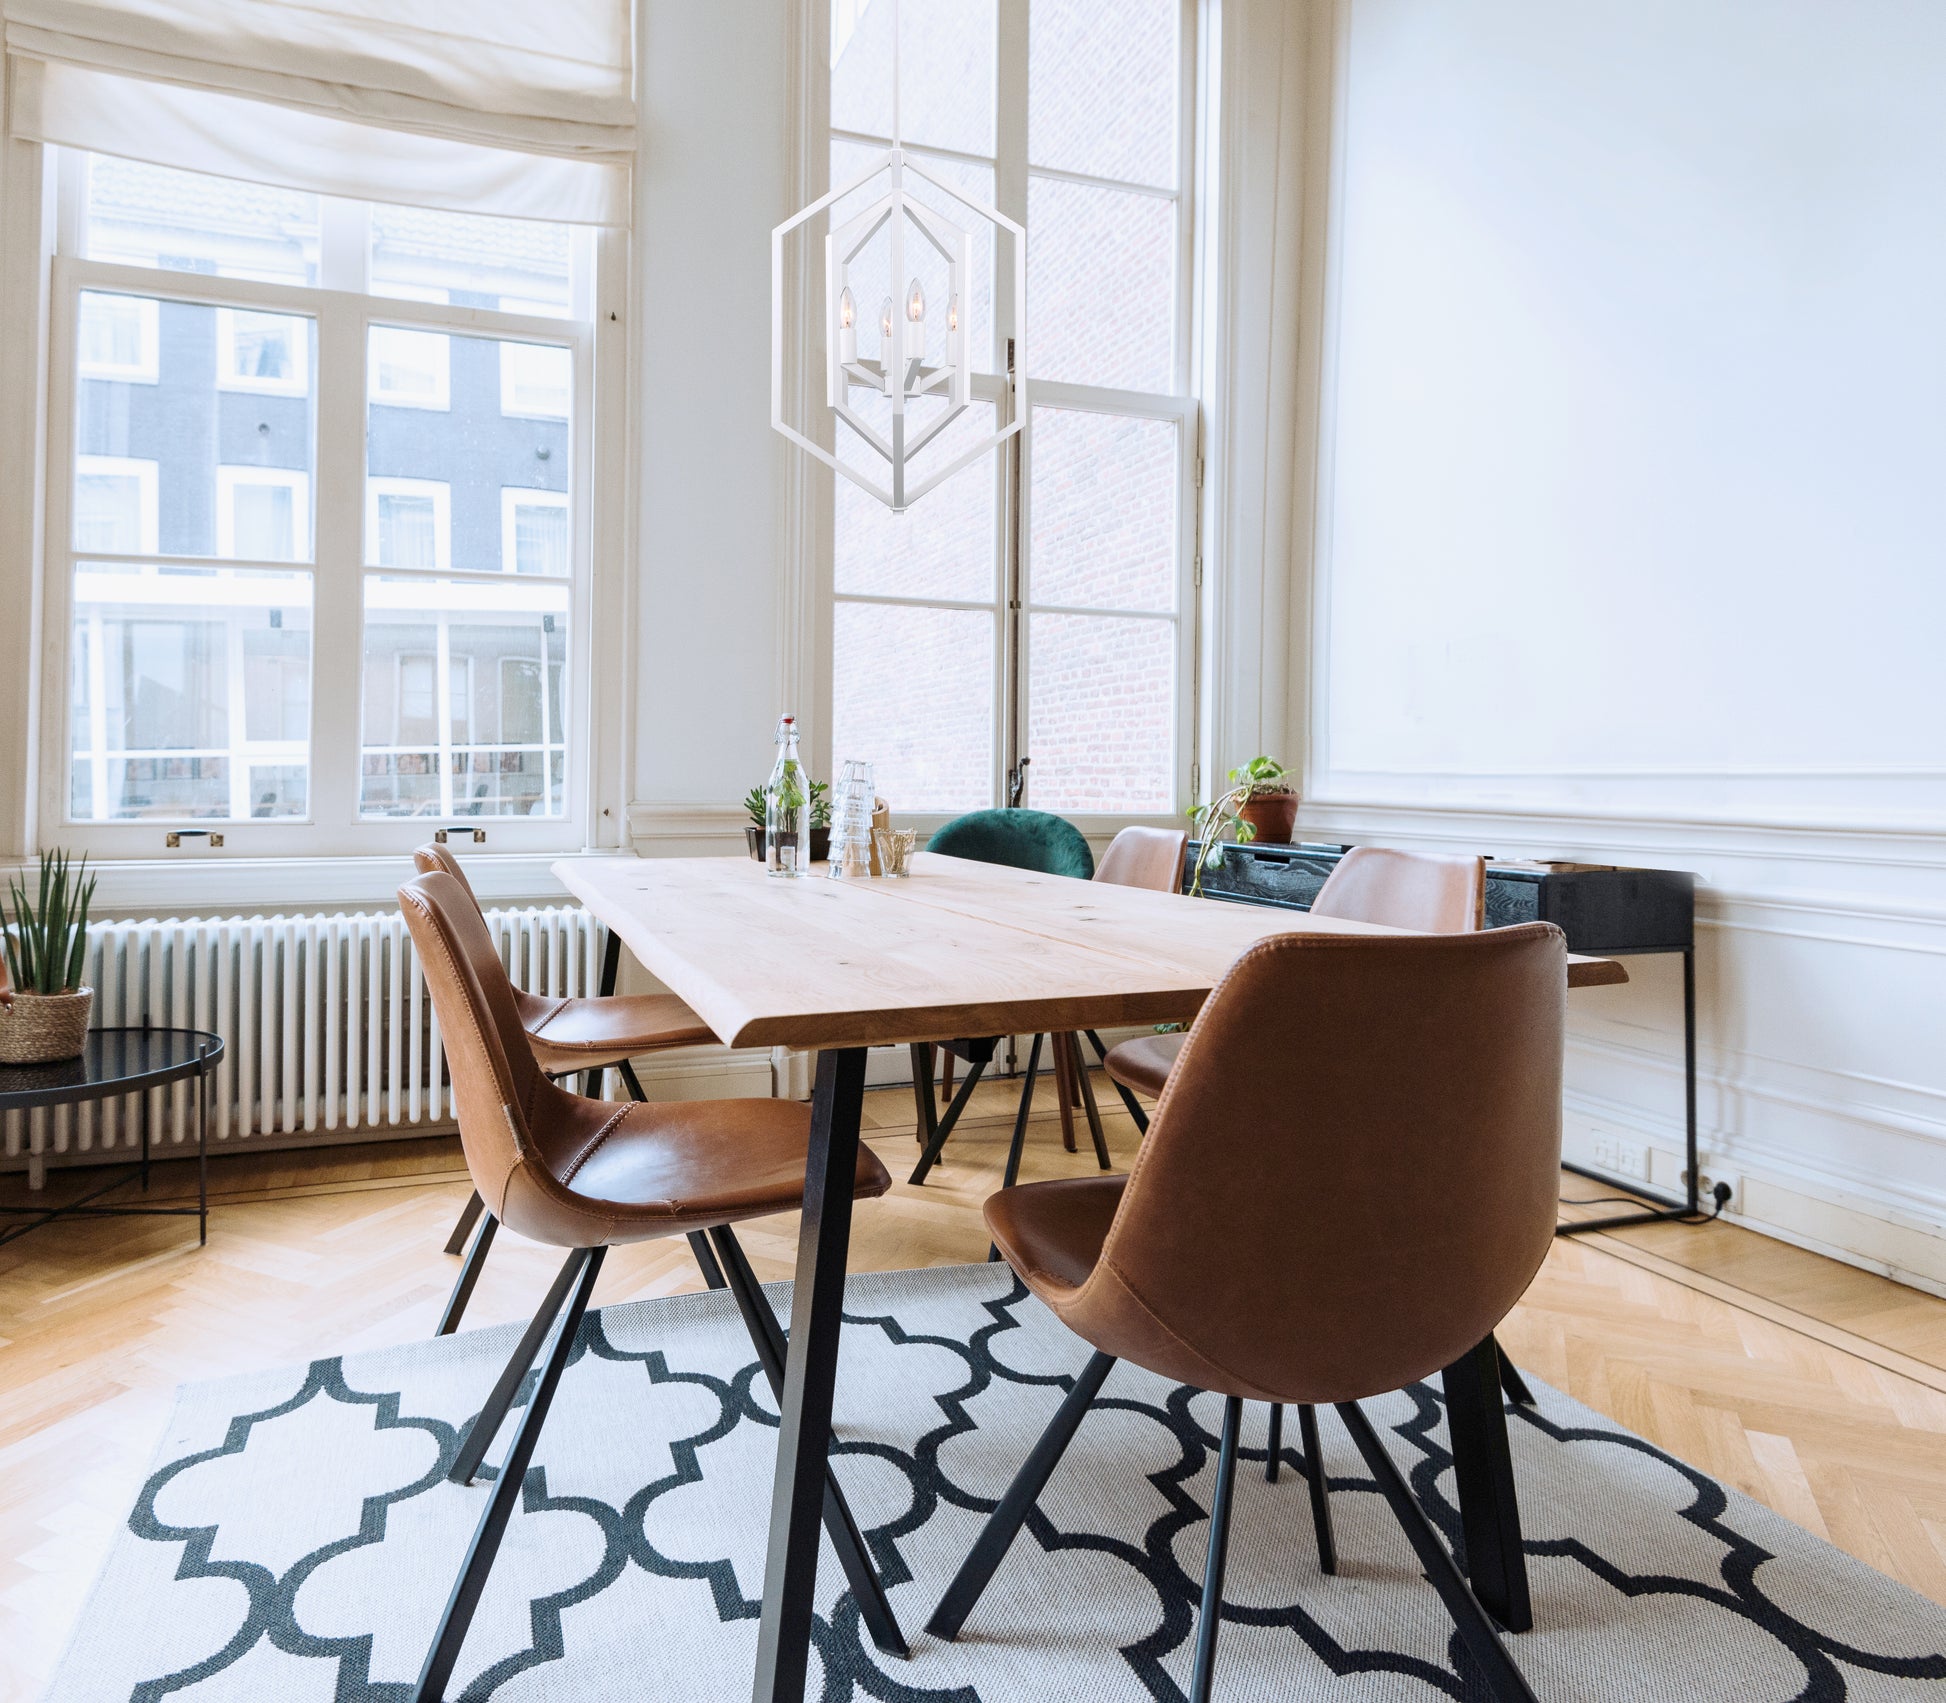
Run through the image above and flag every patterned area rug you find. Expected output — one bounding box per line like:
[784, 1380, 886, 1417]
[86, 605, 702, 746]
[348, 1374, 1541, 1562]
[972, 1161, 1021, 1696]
[45, 1263, 1946, 1701]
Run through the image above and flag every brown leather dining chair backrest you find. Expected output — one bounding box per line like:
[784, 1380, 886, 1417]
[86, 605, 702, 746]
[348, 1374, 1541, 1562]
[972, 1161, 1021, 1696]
[1309, 844, 1486, 934]
[414, 841, 482, 906]
[1093, 826, 1188, 894]
[1062, 923, 1566, 1406]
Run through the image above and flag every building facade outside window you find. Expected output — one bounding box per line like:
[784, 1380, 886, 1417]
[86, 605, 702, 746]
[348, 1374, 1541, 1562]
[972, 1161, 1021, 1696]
[44, 150, 597, 853]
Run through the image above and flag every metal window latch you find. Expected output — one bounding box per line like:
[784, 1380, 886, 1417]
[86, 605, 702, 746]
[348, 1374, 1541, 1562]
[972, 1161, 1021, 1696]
[165, 830, 225, 849]
[434, 828, 487, 845]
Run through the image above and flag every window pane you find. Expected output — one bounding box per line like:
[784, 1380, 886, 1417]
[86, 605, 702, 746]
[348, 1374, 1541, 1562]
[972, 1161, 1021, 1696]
[832, 601, 993, 811]
[368, 330, 571, 574]
[1030, 0, 1179, 189]
[831, 140, 997, 376]
[500, 343, 571, 419]
[83, 155, 319, 285]
[836, 399, 997, 599]
[503, 491, 571, 576]
[371, 205, 575, 318]
[369, 327, 451, 410]
[832, 0, 995, 158]
[76, 293, 316, 561]
[360, 577, 569, 818]
[1028, 612, 1174, 813]
[1030, 409, 1177, 613]
[69, 565, 312, 822]
[1026, 177, 1175, 390]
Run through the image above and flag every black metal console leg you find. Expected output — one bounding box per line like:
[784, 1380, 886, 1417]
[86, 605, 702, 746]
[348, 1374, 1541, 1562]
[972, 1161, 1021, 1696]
[1067, 1034, 1112, 1170]
[1496, 1342, 1537, 1408]
[1086, 1029, 1149, 1134]
[927, 1349, 1117, 1642]
[752, 1047, 870, 1703]
[1265, 1402, 1283, 1483]
[709, 1225, 907, 1657]
[1336, 1400, 1539, 1703]
[449, 1245, 590, 1485]
[443, 1189, 486, 1257]
[1297, 1403, 1338, 1574]
[1443, 1335, 1532, 1633]
[907, 1055, 988, 1186]
[1188, 1395, 1243, 1703]
[415, 1245, 603, 1703]
[436, 1211, 499, 1337]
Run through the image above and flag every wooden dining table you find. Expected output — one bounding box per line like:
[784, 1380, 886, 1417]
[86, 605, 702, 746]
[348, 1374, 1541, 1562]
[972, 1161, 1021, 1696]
[554, 850, 1627, 1703]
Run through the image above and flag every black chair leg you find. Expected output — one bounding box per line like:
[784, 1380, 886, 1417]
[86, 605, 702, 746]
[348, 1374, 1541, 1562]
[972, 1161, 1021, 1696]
[1335, 1399, 1539, 1703]
[1297, 1403, 1338, 1574]
[687, 1229, 728, 1290]
[1265, 1401, 1283, 1482]
[908, 1055, 989, 1185]
[1085, 1028, 1150, 1134]
[449, 1245, 591, 1486]
[1188, 1395, 1244, 1703]
[416, 1245, 604, 1703]
[442, 1188, 485, 1256]
[706, 1225, 908, 1657]
[927, 1349, 1117, 1641]
[909, 1041, 938, 1149]
[1496, 1339, 1537, 1407]
[1066, 1034, 1112, 1170]
[436, 1210, 498, 1337]
[989, 1034, 1046, 1262]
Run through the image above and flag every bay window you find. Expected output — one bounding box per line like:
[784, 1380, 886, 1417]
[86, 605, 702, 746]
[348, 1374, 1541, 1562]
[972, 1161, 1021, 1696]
[44, 150, 599, 853]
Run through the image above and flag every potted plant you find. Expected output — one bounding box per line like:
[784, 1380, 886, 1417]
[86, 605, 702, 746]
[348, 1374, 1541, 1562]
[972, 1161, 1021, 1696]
[743, 782, 832, 863]
[1184, 757, 1300, 896]
[0, 851, 98, 1065]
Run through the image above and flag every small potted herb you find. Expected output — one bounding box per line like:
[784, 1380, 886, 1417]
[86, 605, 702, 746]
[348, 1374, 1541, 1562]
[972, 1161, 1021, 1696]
[743, 782, 832, 862]
[0, 851, 98, 1064]
[1185, 757, 1299, 896]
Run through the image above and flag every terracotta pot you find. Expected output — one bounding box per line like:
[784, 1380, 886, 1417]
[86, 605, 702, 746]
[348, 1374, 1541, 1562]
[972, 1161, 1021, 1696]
[1237, 792, 1299, 845]
[0, 987, 93, 1065]
[747, 828, 832, 863]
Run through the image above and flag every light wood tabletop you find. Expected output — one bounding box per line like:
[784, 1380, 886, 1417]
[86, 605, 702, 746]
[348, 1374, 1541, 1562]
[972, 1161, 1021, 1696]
[553, 851, 1626, 1051]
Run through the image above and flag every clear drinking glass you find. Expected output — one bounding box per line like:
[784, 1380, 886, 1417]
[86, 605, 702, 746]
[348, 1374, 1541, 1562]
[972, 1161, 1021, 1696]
[828, 759, 876, 879]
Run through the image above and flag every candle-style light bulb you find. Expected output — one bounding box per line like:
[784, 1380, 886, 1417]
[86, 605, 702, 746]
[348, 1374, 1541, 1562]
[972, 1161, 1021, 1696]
[839, 286, 855, 329]
[837, 284, 857, 367]
[879, 295, 894, 341]
[906, 279, 925, 322]
[947, 292, 959, 334]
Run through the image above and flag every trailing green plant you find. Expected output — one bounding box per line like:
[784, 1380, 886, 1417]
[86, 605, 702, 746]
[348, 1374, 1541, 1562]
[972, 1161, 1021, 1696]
[3, 851, 97, 997]
[1184, 755, 1294, 897]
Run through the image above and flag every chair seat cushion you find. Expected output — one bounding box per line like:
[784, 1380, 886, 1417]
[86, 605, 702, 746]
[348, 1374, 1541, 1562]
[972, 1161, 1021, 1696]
[524, 992, 716, 1075]
[502, 1093, 892, 1248]
[984, 1174, 1127, 1300]
[1102, 1031, 1184, 1099]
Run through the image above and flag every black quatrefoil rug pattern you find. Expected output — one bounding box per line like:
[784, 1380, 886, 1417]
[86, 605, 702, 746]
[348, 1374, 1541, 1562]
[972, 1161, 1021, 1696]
[44, 1263, 1946, 1701]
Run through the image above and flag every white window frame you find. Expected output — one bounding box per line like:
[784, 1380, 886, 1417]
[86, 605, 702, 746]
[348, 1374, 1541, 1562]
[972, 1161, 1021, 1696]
[73, 453, 160, 554]
[500, 486, 571, 575]
[38, 151, 611, 859]
[216, 464, 312, 561]
[821, 0, 1201, 828]
[366, 476, 454, 573]
[498, 341, 572, 420]
[76, 290, 159, 384]
[214, 305, 311, 396]
[367, 323, 453, 411]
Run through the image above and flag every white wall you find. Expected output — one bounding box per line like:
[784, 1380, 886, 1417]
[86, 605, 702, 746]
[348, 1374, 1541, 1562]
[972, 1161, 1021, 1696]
[1294, 0, 1946, 1290]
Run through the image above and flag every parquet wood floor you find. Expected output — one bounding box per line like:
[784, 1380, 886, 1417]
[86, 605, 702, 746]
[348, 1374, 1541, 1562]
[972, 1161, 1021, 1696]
[4, 1072, 1945, 1697]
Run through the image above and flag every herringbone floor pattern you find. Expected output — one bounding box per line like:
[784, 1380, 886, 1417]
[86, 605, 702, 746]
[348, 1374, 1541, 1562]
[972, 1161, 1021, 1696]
[3, 1071, 1944, 1698]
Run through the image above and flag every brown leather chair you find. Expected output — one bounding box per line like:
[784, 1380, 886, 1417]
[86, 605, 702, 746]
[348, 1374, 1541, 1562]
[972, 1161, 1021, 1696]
[1104, 844, 1487, 1112]
[928, 923, 1565, 1703]
[908, 826, 1188, 1192]
[398, 871, 904, 1701]
[413, 843, 718, 1331]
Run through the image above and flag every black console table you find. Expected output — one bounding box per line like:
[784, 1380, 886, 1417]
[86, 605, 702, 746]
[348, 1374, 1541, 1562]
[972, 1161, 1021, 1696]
[1187, 841, 1724, 1237]
[0, 1027, 224, 1249]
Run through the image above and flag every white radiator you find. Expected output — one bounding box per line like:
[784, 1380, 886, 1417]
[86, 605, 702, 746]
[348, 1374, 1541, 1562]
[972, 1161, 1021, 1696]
[1, 904, 606, 1166]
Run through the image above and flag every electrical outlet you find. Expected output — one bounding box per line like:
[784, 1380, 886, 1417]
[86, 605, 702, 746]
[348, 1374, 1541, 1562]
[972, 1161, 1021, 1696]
[1588, 1129, 1649, 1181]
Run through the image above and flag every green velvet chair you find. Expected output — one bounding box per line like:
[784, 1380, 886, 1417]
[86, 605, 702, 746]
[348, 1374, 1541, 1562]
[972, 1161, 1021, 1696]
[909, 809, 1104, 1195]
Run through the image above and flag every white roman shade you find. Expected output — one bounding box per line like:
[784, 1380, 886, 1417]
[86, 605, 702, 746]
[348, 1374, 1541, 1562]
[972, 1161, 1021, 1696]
[3, 0, 635, 223]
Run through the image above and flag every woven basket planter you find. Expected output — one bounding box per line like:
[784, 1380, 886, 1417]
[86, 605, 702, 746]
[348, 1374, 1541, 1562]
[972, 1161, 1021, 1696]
[0, 987, 93, 1065]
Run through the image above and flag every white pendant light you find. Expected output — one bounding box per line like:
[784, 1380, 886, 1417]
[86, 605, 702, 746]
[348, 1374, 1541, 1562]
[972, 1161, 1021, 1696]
[772, 0, 1025, 512]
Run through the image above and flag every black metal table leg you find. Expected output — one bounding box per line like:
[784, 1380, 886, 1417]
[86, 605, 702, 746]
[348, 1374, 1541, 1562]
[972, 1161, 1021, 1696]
[197, 1059, 210, 1245]
[909, 1042, 937, 1149]
[1443, 1334, 1531, 1633]
[752, 1046, 869, 1703]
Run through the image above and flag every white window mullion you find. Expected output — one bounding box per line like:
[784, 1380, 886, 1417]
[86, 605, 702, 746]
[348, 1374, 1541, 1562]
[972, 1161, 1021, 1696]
[308, 291, 365, 836]
[434, 612, 455, 819]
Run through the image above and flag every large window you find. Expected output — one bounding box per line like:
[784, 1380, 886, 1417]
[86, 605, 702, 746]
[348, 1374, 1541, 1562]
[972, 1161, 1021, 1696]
[826, 0, 1195, 817]
[47, 152, 596, 850]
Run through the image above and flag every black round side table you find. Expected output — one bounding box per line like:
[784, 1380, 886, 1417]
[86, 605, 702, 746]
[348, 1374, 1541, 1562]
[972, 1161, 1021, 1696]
[0, 1027, 225, 1249]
